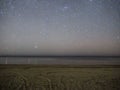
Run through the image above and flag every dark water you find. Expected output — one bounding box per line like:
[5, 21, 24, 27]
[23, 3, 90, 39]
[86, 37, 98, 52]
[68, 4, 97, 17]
[0, 56, 120, 65]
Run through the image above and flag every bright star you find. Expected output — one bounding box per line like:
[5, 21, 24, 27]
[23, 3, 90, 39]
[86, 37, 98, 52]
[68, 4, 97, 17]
[63, 6, 68, 9]
[61, 6, 69, 11]
[34, 45, 38, 49]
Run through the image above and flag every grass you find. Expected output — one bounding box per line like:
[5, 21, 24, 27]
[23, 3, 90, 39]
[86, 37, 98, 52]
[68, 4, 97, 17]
[0, 64, 120, 90]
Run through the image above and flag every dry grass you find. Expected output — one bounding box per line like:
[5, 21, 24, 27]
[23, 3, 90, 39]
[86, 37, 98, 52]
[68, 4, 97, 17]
[0, 65, 120, 90]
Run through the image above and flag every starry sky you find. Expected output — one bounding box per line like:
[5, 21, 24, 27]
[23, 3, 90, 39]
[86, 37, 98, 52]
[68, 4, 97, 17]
[0, 0, 120, 56]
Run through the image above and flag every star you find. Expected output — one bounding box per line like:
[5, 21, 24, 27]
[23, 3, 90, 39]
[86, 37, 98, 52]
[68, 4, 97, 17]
[11, 5, 15, 9]
[18, 14, 21, 17]
[61, 6, 69, 11]
[63, 6, 69, 9]
[89, 0, 93, 2]
[39, 31, 42, 34]
[110, 6, 113, 9]
[116, 36, 120, 40]
[35, 6, 38, 9]
[34, 45, 38, 49]
[0, 11, 4, 16]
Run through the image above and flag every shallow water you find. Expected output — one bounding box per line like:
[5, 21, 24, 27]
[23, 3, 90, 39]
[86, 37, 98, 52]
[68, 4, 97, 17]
[0, 56, 120, 65]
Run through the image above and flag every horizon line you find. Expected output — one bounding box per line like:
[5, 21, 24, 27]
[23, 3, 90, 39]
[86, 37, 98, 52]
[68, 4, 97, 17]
[0, 55, 120, 57]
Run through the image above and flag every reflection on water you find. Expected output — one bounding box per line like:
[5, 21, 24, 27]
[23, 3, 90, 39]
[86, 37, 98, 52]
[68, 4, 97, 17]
[0, 57, 120, 65]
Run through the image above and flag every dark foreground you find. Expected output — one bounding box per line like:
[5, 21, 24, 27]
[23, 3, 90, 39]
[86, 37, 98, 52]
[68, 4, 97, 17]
[0, 65, 120, 90]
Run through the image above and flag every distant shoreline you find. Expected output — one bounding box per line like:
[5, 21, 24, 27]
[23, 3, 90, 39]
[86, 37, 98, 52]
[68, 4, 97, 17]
[0, 56, 120, 58]
[0, 56, 120, 65]
[0, 64, 120, 68]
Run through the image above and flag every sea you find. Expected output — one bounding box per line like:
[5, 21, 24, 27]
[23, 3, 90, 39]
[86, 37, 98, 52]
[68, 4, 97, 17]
[0, 56, 120, 65]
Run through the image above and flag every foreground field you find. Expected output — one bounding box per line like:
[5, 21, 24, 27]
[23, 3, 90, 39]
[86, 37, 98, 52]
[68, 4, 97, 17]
[0, 65, 120, 90]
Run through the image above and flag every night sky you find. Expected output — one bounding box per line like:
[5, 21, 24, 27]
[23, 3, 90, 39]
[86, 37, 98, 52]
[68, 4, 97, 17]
[0, 0, 120, 56]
